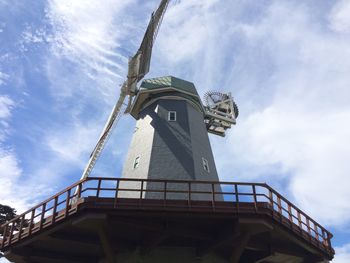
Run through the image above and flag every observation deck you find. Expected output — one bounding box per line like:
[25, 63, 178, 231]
[1, 177, 334, 262]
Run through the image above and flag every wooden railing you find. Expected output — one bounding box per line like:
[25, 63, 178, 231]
[0, 177, 333, 255]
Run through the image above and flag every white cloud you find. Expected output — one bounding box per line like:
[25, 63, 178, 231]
[334, 243, 350, 262]
[225, 1, 350, 226]
[154, 0, 350, 228]
[329, 0, 350, 33]
[157, 0, 219, 63]
[45, 121, 101, 165]
[44, 0, 135, 102]
[0, 150, 28, 212]
[0, 96, 49, 214]
[0, 95, 14, 141]
[0, 95, 14, 120]
[0, 71, 9, 86]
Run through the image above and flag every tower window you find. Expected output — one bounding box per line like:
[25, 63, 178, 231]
[133, 156, 140, 169]
[168, 111, 177, 121]
[202, 158, 210, 173]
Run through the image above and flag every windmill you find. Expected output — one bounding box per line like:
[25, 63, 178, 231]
[78, 1, 238, 185]
[0, 1, 334, 262]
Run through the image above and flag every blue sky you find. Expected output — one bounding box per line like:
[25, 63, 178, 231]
[1, 0, 350, 261]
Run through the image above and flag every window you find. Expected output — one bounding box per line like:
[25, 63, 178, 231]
[168, 111, 176, 121]
[133, 156, 140, 169]
[202, 158, 210, 173]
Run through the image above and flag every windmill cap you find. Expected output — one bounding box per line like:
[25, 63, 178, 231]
[129, 76, 204, 119]
[140, 76, 199, 96]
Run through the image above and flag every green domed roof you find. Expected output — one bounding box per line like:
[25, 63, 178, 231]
[129, 76, 204, 119]
[140, 76, 199, 97]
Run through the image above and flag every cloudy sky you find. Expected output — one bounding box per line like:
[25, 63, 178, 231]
[1, 0, 350, 261]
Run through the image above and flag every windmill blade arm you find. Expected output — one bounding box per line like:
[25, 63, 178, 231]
[79, 86, 127, 181]
[127, 0, 170, 95]
[138, 0, 170, 78]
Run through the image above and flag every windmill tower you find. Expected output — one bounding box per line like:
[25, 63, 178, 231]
[0, 1, 334, 263]
[119, 76, 237, 200]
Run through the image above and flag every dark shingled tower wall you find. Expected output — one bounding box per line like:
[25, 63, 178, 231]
[119, 76, 222, 200]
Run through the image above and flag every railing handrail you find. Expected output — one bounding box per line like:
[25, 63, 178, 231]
[0, 177, 334, 254]
[0, 178, 85, 227]
[264, 184, 332, 238]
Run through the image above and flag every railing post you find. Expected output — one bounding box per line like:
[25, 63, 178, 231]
[277, 196, 283, 222]
[1, 224, 7, 249]
[28, 210, 35, 236]
[234, 184, 239, 213]
[268, 189, 273, 207]
[306, 217, 312, 241]
[211, 183, 216, 211]
[164, 181, 168, 207]
[297, 211, 303, 233]
[321, 229, 327, 247]
[77, 183, 82, 198]
[39, 203, 46, 230]
[314, 223, 319, 242]
[52, 196, 58, 224]
[96, 179, 102, 197]
[140, 180, 144, 204]
[7, 223, 14, 246]
[114, 179, 120, 208]
[18, 216, 25, 241]
[326, 232, 332, 249]
[288, 205, 293, 228]
[252, 185, 258, 213]
[188, 182, 192, 208]
[65, 189, 71, 218]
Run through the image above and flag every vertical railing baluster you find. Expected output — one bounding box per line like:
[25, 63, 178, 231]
[252, 185, 258, 213]
[28, 210, 35, 236]
[1, 224, 7, 249]
[326, 232, 332, 249]
[77, 183, 82, 199]
[164, 181, 168, 207]
[306, 217, 312, 241]
[140, 180, 144, 205]
[39, 203, 46, 230]
[65, 189, 71, 218]
[268, 189, 273, 207]
[297, 211, 303, 234]
[18, 216, 25, 241]
[235, 184, 239, 213]
[277, 196, 283, 222]
[7, 223, 14, 246]
[52, 196, 58, 224]
[211, 183, 216, 211]
[288, 205, 293, 228]
[321, 229, 327, 247]
[188, 182, 191, 209]
[114, 179, 120, 208]
[96, 179, 102, 197]
[314, 222, 319, 242]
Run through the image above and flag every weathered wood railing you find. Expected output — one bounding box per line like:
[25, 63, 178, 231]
[0, 177, 333, 255]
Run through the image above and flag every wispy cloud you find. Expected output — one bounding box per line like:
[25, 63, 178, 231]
[329, 0, 350, 33]
[0, 71, 9, 86]
[45, 120, 101, 165]
[0, 95, 50, 213]
[153, 0, 350, 228]
[335, 243, 350, 263]
[44, 0, 135, 103]
[0, 95, 14, 120]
